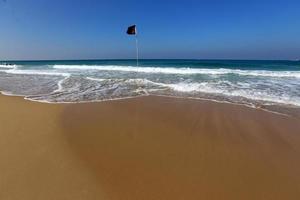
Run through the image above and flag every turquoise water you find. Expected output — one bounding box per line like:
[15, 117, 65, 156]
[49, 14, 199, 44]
[2, 59, 300, 71]
[0, 59, 300, 109]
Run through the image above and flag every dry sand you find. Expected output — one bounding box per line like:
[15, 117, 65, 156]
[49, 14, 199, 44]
[1, 95, 300, 200]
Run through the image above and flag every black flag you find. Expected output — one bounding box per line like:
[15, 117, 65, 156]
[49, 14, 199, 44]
[127, 25, 137, 35]
[126, 24, 139, 66]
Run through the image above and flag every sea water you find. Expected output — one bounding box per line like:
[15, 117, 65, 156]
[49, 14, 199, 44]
[0, 59, 299, 111]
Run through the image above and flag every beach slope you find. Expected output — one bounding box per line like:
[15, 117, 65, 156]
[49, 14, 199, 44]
[1, 95, 300, 200]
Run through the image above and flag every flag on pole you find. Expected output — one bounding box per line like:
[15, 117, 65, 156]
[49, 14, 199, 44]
[126, 24, 139, 66]
[127, 25, 137, 35]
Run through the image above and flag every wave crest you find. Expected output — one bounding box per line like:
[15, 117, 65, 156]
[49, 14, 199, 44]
[53, 65, 300, 78]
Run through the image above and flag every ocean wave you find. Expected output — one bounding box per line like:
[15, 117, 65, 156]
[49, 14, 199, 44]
[163, 82, 300, 106]
[85, 77, 300, 106]
[0, 64, 17, 69]
[53, 65, 300, 78]
[1, 63, 299, 108]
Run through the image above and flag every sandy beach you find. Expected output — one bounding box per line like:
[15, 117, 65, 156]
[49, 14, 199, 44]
[1, 94, 300, 200]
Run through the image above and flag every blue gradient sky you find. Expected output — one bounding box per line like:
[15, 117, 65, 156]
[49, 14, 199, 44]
[0, 0, 300, 60]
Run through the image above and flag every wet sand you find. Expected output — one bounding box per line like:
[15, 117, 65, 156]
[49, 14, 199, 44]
[1, 95, 300, 200]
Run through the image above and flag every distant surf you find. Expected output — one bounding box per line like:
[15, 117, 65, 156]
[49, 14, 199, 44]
[0, 60, 300, 113]
[53, 64, 300, 78]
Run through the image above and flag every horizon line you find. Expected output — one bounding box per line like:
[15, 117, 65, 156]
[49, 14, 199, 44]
[1, 58, 299, 62]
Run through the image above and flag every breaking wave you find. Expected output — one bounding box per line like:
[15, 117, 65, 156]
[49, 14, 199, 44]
[53, 65, 300, 78]
[0, 61, 300, 114]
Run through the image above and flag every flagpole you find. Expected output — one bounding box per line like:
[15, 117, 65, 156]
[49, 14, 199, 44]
[135, 33, 139, 67]
[127, 24, 139, 67]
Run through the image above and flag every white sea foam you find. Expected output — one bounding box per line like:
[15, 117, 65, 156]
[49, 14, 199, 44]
[162, 82, 300, 106]
[0, 64, 17, 69]
[85, 77, 300, 106]
[53, 76, 71, 93]
[4, 69, 70, 77]
[86, 77, 168, 87]
[86, 77, 107, 82]
[1, 64, 299, 108]
[53, 65, 300, 78]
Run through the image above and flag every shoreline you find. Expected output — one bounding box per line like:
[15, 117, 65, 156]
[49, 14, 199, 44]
[1, 94, 300, 199]
[1, 90, 299, 119]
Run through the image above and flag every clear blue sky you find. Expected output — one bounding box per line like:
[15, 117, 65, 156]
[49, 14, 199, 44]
[0, 0, 300, 60]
